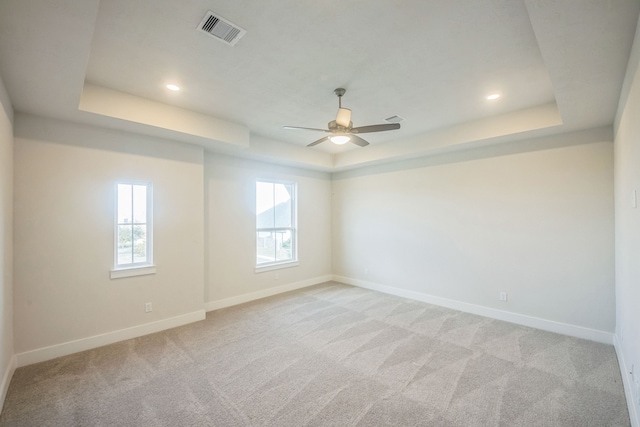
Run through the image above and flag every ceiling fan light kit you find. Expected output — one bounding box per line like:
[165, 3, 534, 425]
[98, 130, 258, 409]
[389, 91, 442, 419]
[284, 88, 401, 147]
[329, 135, 351, 144]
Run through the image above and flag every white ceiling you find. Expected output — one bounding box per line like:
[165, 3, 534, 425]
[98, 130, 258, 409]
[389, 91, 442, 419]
[0, 0, 638, 171]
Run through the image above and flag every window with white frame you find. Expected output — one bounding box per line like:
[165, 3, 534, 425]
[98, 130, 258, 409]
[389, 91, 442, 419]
[115, 181, 153, 270]
[256, 180, 297, 269]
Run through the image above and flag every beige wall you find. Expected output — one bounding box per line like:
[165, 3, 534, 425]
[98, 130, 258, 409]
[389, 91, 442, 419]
[205, 153, 332, 305]
[333, 133, 615, 333]
[8, 114, 333, 362]
[614, 15, 640, 424]
[13, 115, 205, 355]
[5, 113, 618, 359]
[0, 74, 14, 407]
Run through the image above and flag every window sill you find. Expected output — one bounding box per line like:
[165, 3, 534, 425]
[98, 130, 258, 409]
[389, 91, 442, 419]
[255, 261, 299, 274]
[110, 265, 156, 279]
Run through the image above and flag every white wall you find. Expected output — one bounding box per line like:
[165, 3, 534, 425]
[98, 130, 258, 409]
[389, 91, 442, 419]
[12, 115, 205, 364]
[205, 153, 332, 308]
[332, 133, 615, 335]
[614, 15, 640, 425]
[0, 74, 15, 410]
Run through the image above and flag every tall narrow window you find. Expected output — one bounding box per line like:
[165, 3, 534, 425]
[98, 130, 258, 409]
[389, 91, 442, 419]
[115, 181, 153, 270]
[256, 180, 297, 269]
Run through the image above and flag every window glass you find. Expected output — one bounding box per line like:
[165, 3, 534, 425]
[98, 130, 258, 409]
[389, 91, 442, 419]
[117, 224, 133, 265]
[132, 185, 147, 223]
[256, 181, 296, 268]
[117, 184, 132, 224]
[116, 182, 152, 269]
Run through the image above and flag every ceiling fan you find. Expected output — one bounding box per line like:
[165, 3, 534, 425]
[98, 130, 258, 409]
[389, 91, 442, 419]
[283, 88, 401, 147]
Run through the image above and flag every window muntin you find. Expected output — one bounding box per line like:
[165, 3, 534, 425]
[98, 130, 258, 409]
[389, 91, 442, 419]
[256, 181, 297, 267]
[115, 182, 152, 269]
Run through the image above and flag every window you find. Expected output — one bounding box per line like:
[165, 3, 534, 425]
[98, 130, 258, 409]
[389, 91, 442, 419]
[112, 181, 154, 278]
[256, 180, 297, 270]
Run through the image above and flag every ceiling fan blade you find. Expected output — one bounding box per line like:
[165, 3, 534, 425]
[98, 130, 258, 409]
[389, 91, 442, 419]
[307, 136, 330, 147]
[349, 135, 369, 147]
[335, 108, 352, 128]
[351, 123, 401, 133]
[283, 126, 330, 132]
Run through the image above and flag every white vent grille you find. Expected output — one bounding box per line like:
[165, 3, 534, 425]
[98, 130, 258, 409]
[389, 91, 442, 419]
[385, 115, 405, 123]
[198, 11, 246, 46]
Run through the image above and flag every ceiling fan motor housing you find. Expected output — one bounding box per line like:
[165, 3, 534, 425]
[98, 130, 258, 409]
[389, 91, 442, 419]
[328, 120, 352, 132]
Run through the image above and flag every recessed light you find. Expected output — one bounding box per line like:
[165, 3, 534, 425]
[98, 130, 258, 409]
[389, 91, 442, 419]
[486, 93, 501, 100]
[166, 84, 180, 91]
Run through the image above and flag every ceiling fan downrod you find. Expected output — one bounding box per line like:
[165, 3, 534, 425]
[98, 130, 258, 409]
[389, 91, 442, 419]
[335, 88, 346, 108]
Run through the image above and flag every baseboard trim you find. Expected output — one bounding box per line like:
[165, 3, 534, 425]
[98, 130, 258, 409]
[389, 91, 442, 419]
[614, 334, 639, 427]
[0, 355, 17, 413]
[15, 310, 206, 368]
[334, 275, 614, 345]
[205, 275, 333, 312]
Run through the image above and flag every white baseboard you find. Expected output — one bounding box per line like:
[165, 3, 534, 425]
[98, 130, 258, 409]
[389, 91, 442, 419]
[0, 355, 17, 413]
[16, 310, 206, 368]
[334, 275, 614, 345]
[614, 334, 639, 427]
[205, 275, 333, 311]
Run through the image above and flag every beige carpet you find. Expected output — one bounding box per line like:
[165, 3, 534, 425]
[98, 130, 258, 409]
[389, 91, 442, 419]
[0, 282, 630, 426]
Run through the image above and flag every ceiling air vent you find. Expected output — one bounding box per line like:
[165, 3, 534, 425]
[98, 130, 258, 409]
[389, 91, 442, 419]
[198, 11, 246, 46]
[385, 115, 405, 123]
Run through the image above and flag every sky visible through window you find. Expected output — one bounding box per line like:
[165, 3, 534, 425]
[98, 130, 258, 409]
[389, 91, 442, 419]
[256, 182, 291, 215]
[118, 184, 147, 224]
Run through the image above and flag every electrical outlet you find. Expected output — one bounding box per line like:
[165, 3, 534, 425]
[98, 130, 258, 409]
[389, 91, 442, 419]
[145, 302, 152, 313]
[364, 268, 369, 275]
[499, 292, 508, 302]
[275, 272, 279, 280]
